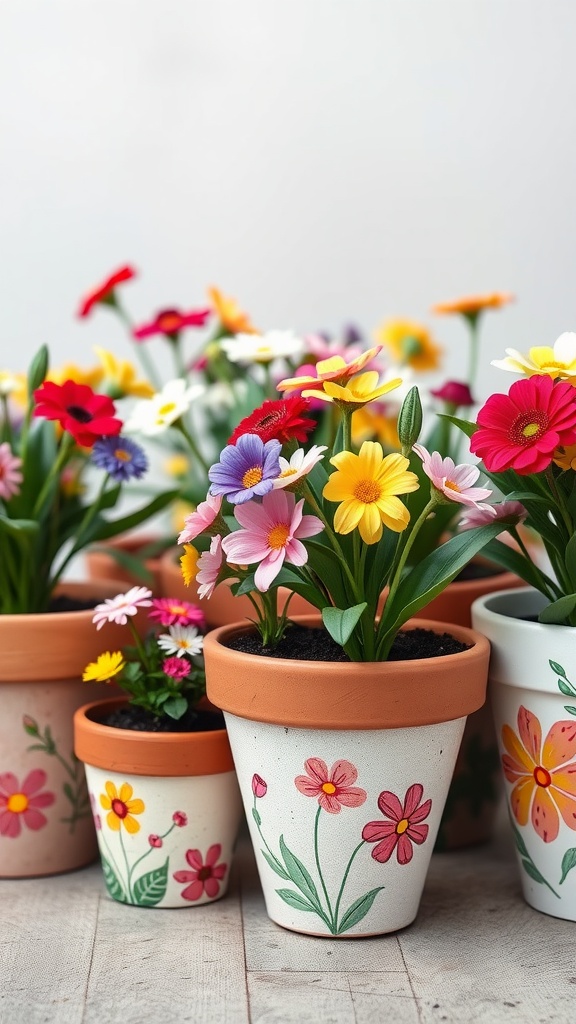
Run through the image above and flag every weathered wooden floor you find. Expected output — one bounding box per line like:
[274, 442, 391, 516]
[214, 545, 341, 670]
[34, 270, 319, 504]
[1, 809, 574, 1024]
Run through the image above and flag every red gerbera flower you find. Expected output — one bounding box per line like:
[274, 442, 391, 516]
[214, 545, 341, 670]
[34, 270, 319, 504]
[77, 264, 136, 317]
[173, 844, 228, 901]
[471, 375, 576, 475]
[33, 380, 122, 448]
[133, 307, 211, 341]
[228, 397, 316, 445]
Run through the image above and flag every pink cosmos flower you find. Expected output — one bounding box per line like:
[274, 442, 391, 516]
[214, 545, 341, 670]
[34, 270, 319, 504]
[362, 783, 432, 864]
[294, 758, 367, 814]
[178, 493, 223, 544]
[0, 769, 55, 837]
[459, 499, 528, 531]
[149, 834, 163, 848]
[413, 444, 493, 510]
[174, 844, 228, 901]
[221, 490, 323, 593]
[196, 535, 224, 600]
[92, 586, 153, 629]
[162, 656, 191, 680]
[173, 811, 187, 827]
[252, 773, 267, 798]
[0, 442, 23, 500]
[149, 597, 205, 629]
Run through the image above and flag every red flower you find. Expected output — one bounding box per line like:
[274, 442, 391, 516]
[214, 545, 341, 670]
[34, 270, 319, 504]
[148, 834, 163, 848]
[77, 265, 136, 317]
[471, 375, 576, 474]
[430, 380, 475, 407]
[33, 380, 122, 448]
[294, 757, 367, 814]
[362, 783, 432, 865]
[0, 769, 55, 838]
[173, 844, 228, 901]
[228, 397, 316, 446]
[133, 307, 211, 340]
[173, 811, 187, 827]
[252, 773, 267, 798]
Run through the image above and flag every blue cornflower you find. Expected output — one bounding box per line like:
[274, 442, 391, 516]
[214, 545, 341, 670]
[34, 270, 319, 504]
[208, 433, 281, 504]
[91, 435, 148, 482]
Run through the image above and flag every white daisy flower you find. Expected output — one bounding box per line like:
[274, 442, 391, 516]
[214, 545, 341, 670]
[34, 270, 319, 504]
[157, 624, 204, 658]
[125, 379, 205, 436]
[272, 445, 328, 489]
[220, 331, 304, 365]
[491, 333, 576, 382]
[0, 371, 20, 397]
[92, 586, 153, 630]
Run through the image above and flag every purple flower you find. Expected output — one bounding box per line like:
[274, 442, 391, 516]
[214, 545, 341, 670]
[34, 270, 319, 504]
[91, 435, 148, 481]
[208, 433, 281, 505]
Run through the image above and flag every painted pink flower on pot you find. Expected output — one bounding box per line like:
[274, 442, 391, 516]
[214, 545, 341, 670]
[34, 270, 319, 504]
[294, 758, 367, 814]
[362, 783, 432, 864]
[174, 844, 228, 901]
[0, 769, 55, 837]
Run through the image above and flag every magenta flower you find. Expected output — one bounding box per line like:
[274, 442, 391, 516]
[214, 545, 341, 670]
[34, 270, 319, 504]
[174, 844, 228, 901]
[92, 586, 153, 629]
[162, 656, 191, 680]
[149, 597, 205, 629]
[173, 811, 187, 827]
[459, 499, 528, 531]
[413, 444, 493, 510]
[362, 783, 432, 865]
[149, 834, 163, 848]
[0, 442, 23, 501]
[430, 380, 475, 407]
[294, 758, 367, 814]
[178, 493, 222, 544]
[208, 433, 281, 505]
[221, 490, 323, 592]
[133, 307, 211, 340]
[196, 535, 224, 600]
[0, 769, 55, 837]
[252, 773, 267, 798]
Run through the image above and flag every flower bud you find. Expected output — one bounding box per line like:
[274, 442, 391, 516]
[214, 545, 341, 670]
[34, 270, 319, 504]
[252, 773, 267, 798]
[430, 380, 474, 407]
[397, 386, 423, 455]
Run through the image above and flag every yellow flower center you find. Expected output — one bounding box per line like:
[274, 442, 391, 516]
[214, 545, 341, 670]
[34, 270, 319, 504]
[396, 817, 409, 835]
[511, 410, 548, 446]
[7, 792, 28, 814]
[279, 468, 298, 478]
[177, 639, 191, 650]
[256, 346, 273, 356]
[522, 422, 540, 438]
[354, 479, 381, 504]
[158, 401, 177, 417]
[268, 524, 290, 549]
[242, 466, 264, 488]
[114, 448, 131, 462]
[534, 765, 551, 788]
[169, 602, 188, 616]
[444, 479, 461, 493]
[321, 782, 337, 794]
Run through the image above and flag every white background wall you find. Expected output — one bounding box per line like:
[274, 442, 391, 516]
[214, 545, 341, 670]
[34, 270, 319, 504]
[1, 0, 575, 400]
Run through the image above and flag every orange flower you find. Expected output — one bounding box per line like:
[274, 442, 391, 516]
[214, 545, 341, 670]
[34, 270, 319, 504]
[431, 292, 514, 316]
[501, 705, 576, 843]
[373, 320, 441, 372]
[352, 405, 400, 450]
[553, 444, 576, 472]
[207, 286, 257, 334]
[278, 346, 382, 394]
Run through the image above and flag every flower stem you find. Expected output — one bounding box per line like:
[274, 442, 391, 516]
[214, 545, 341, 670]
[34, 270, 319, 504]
[314, 806, 334, 931]
[333, 840, 366, 933]
[175, 420, 210, 477]
[115, 304, 163, 391]
[385, 496, 439, 612]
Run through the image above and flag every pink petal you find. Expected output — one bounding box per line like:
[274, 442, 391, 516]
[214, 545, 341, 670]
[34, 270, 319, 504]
[254, 551, 285, 591]
[296, 514, 324, 539]
[204, 877, 221, 898]
[336, 787, 367, 808]
[28, 791, 55, 810]
[212, 863, 227, 880]
[362, 819, 396, 843]
[406, 823, 429, 845]
[370, 833, 399, 863]
[173, 870, 196, 883]
[396, 834, 414, 864]
[517, 707, 542, 766]
[303, 758, 329, 785]
[403, 783, 425, 818]
[330, 760, 358, 787]
[222, 532, 270, 563]
[205, 844, 222, 867]
[318, 792, 342, 813]
[377, 790, 403, 822]
[284, 538, 308, 565]
[0, 772, 19, 796]
[531, 786, 559, 843]
[0, 810, 21, 837]
[294, 776, 321, 797]
[21, 769, 48, 795]
[185, 848, 203, 870]
[22, 809, 49, 831]
[233, 500, 272, 533]
[181, 880, 204, 901]
[408, 799, 432, 825]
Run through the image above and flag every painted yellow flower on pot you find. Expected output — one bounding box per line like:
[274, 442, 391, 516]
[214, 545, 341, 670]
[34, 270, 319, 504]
[100, 781, 145, 834]
[373, 319, 441, 372]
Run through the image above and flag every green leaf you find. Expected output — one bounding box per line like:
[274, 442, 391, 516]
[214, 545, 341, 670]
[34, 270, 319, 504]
[538, 594, 576, 625]
[252, 807, 261, 827]
[260, 848, 291, 880]
[441, 413, 478, 439]
[89, 491, 179, 543]
[163, 696, 188, 720]
[133, 858, 169, 907]
[279, 835, 321, 907]
[564, 706, 576, 717]
[550, 660, 567, 678]
[337, 886, 385, 935]
[101, 857, 128, 903]
[565, 536, 576, 590]
[558, 679, 576, 698]
[510, 820, 529, 859]
[275, 888, 317, 913]
[480, 538, 558, 594]
[521, 858, 551, 888]
[559, 848, 576, 885]
[322, 603, 367, 647]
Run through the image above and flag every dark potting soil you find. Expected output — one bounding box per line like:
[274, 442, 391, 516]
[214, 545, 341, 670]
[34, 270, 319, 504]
[227, 624, 469, 662]
[101, 705, 225, 733]
[48, 594, 104, 613]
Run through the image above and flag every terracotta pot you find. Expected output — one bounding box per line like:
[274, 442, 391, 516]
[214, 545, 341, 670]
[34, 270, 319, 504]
[0, 580, 149, 878]
[85, 533, 166, 592]
[421, 568, 520, 852]
[159, 547, 315, 628]
[472, 587, 576, 923]
[74, 698, 243, 908]
[204, 614, 490, 937]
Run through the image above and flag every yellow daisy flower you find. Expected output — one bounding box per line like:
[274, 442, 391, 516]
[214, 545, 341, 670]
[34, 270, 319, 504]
[278, 346, 382, 393]
[323, 442, 419, 544]
[82, 651, 125, 683]
[94, 347, 154, 398]
[492, 333, 576, 384]
[431, 292, 514, 316]
[208, 285, 257, 335]
[100, 781, 145, 834]
[164, 454, 190, 478]
[352, 406, 400, 451]
[374, 320, 442, 372]
[180, 543, 200, 586]
[48, 361, 104, 390]
[303, 371, 402, 409]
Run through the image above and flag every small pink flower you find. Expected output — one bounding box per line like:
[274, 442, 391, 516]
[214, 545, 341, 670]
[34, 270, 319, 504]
[0, 769, 55, 838]
[294, 758, 367, 814]
[149, 834, 163, 848]
[162, 656, 191, 680]
[173, 811, 187, 827]
[196, 535, 224, 600]
[413, 443, 493, 511]
[362, 783, 432, 865]
[92, 586, 153, 630]
[0, 442, 23, 501]
[459, 499, 528, 531]
[149, 597, 206, 629]
[174, 844, 228, 901]
[89, 792, 102, 830]
[252, 773, 267, 798]
[178, 494, 223, 544]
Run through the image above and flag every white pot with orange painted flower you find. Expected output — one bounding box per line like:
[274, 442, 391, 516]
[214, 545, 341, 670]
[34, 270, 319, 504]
[473, 588, 576, 922]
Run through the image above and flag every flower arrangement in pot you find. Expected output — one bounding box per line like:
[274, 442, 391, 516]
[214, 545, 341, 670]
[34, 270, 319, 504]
[0, 343, 176, 878]
[176, 342, 506, 936]
[451, 329, 576, 922]
[74, 586, 242, 908]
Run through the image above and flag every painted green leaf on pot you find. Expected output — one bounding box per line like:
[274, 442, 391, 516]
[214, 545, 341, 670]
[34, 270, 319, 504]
[563, 706, 576, 717]
[133, 858, 169, 907]
[102, 857, 128, 903]
[550, 660, 567, 678]
[252, 806, 261, 827]
[275, 888, 317, 913]
[279, 835, 321, 907]
[337, 886, 385, 935]
[260, 848, 291, 881]
[559, 848, 576, 885]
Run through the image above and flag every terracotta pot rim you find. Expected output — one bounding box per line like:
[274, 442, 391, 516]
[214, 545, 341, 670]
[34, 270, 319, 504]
[204, 614, 491, 729]
[74, 697, 235, 776]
